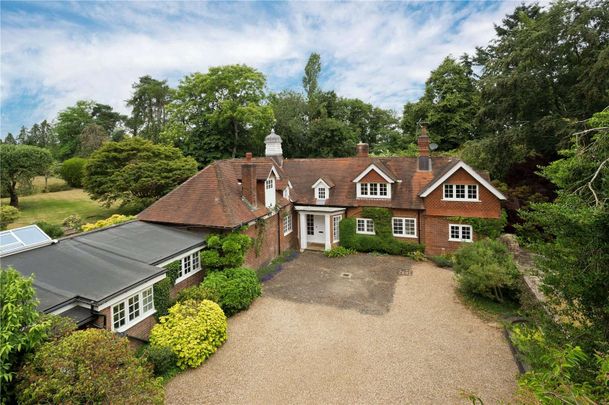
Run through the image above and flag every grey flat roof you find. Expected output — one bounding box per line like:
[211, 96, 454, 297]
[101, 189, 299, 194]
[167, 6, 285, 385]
[2, 221, 209, 313]
[75, 221, 208, 265]
[61, 306, 97, 326]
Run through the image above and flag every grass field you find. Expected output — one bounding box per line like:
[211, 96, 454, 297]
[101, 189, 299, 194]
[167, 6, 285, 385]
[2, 179, 119, 229]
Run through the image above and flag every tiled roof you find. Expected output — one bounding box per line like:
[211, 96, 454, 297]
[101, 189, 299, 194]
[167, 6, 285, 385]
[139, 155, 463, 228]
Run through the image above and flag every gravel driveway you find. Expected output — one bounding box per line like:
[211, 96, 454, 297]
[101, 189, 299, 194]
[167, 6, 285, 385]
[166, 252, 518, 404]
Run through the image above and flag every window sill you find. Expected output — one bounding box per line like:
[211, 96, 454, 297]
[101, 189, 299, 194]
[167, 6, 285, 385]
[356, 231, 376, 235]
[393, 234, 418, 239]
[174, 267, 203, 285]
[448, 238, 473, 243]
[114, 309, 156, 333]
[284, 229, 293, 236]
[356, 196, 391, 200]
[441, 199, 481, 202]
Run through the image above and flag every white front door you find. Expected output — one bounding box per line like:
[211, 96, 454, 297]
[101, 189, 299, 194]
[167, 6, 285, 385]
[307, 214, 325, 244]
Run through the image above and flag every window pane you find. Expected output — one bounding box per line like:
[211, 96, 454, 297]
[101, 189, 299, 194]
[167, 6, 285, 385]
[468, 185, 478, 200]
[317, 188, 325, 199]
[444, 185, 453, 199]
[404, 219, 415, 236]
[450, 225, 460, 239]
[370, 183, 378, 195]
[455, 185, 466, 199]
[379, 184, 387, 196]
[113, 302, 125, 329]
[307, 215, 314, 235]
[367, 220, 374, 233]
[128, 295, 140, 321]
[393, 218, 403, 235]
[142, 289, 154, 312]
[360, 184, 368, 195]
[462, 226, 472, 241]
[357, 219, 365, 232]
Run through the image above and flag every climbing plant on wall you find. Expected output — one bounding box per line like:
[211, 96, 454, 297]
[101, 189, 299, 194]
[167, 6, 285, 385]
[153, 261, 180, 318]
[200, 232, 253, 271]
[448, 210, 507, 239]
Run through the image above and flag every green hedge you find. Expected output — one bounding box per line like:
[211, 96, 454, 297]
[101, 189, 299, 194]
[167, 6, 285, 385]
[340, 208, 424, 255]
[201, 268, 261, 316]
[153, 260, 180, 319]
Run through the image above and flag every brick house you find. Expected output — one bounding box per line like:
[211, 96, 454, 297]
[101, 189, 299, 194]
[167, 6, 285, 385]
[2, 221, 209, 343]
[139, 127, 506, 265]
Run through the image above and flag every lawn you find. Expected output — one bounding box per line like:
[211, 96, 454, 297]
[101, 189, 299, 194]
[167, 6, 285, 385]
[3, 188, 119, 229]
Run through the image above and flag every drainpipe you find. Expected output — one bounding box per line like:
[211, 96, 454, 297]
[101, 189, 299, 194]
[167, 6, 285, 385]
[417, 211, 421, 245]
[277, 209, 281, 256]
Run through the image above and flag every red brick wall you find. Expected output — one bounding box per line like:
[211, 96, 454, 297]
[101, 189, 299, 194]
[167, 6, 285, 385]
[424, 168, 501, 219]
[422, 216, 478, 256]
[170, 270, 205, 300]
[345, 207, 422, 246]
[359, 170, 387, 183]
[243, 206, 298, 269]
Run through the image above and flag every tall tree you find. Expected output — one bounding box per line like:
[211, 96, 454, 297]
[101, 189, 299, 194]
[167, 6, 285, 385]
[78, 124, 109, 156]
[269, 91, 308, 158]
[17, 126, 29, 144]
[4, 133, 16, 144]
[0, 144, 53, 207]
[127, 75, 172, 142]
[163, 65, 274, 163]
[303, 53, 322, 120]
[401, 56, 480, 150]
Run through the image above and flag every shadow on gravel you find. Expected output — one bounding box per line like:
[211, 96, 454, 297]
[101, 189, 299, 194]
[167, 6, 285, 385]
[263, 251, 413, 315]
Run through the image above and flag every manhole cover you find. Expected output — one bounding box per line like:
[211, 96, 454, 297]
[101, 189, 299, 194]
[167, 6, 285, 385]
[341, 272, 352, 278]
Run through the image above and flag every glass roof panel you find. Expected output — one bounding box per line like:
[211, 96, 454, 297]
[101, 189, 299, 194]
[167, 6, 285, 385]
[0, 225, 53, 257]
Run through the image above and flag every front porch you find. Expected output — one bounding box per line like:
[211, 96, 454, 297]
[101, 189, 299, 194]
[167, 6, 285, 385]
[295, 206, 346, 251]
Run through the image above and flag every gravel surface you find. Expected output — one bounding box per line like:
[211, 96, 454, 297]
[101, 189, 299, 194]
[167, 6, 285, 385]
[166, 255, 518, 404]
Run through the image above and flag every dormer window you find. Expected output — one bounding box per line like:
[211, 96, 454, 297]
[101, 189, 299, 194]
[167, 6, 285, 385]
[357, 182, 390, 199]
[443, 184, 478, 201]
[264, 176, 276, 208]
[316, 187, 327, 200]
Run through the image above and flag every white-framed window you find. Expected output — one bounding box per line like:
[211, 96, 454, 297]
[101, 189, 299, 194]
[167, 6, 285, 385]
[392, 217, 417, 238]
[449, 224, 473, 242]
[283, 213, 293, 235]
[306, 214, 315, 236]
[316, 187, 327, 200]
[443, 184, 479, 201]
[265, 178, 274, 190]
[357, 183, 391, 199]
[283, 188, 290, 199]
[333, 215, 342, 242]
[177, 251, 201, 281]
[356, 218, 375, 235]
[111, 287, 154, 331]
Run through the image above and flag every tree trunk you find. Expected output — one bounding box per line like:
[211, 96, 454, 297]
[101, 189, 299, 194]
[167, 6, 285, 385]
[9, 182, 19, 208]
[44, 173, 49, 193]
[232, 119, 239, 158]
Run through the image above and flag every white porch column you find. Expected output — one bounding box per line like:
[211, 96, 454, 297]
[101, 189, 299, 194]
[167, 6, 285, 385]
[324, 214, 331, 251]
[299, 212, 307, 251]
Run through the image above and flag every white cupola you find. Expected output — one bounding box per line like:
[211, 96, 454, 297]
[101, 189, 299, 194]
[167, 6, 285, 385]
[264, 129, 283, 165]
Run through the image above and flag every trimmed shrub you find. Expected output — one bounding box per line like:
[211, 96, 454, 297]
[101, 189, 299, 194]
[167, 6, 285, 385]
[35, 221, 64, 238]
[324, 246, 356, 258]
[201, 268, 262, 316]
[0, 205, 19, 230]
[81, 214, 135, 232]
[200, 232, 252, 271]
[62, 214, 83, 231]
[150, 300, 227, 369]
[139, 345, 179, 377]
[16, 329, 164, 405]
[176, 285, 219, 303]
[429, 255, 454, 268]
[453, 239, 519, 302]
[47, 182, 71, 193]
[59, 157, 87, 187]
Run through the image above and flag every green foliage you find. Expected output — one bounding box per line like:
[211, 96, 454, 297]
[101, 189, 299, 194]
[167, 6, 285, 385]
[139, 345, 179, 377]
[453, 239, 519, 302]
[80, 213, 135, 232]
[153, 261, 180, 318]
[511, 325, 609, 404]
[84, 137, 197, 208]
[308, 117, 357, 157]
[0, 268, 50, 384]
[61, 214, 83, 231]
[448, 210, 507, 239]
[269, 91, 308, 158]
[59, 157, 87, 187]
[35, 221, 64, 238]
[176, 284, 219, 304]
[429, 255, 454, 268]
[38, 314, 77, 341]
[150, 300, 227, 369]
[401, 56, 480, 150]
[163, 64, 274, 164]
[339, 209, 425, 256]
[324, 246, 356, 258]
[0, 205, 19, 230]
[201, 268, 262, 316]
[0, 144, 53, 208]
[407, 251, 427, 262]
[126, 75, 172, 143]
[17, 329, 164, 405]
[201, 232, 253, 271]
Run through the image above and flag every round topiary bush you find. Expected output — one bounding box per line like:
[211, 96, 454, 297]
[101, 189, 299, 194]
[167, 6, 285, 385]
[453, 238, 519, 302]
[16, 329, 163, 405]
[59, 157, 87, 188]
[201, 267, 262, 316]
[0, 205, 19, 230]
[149, 299, 227, 369]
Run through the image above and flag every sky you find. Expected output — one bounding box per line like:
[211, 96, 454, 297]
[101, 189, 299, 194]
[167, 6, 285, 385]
[1, 0, 522, 138]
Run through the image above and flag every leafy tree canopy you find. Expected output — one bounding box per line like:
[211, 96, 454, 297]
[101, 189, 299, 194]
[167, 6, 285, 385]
[0, 144, 53, 207]
[126, 75, 172, 142]
[84, 137, 197, 209]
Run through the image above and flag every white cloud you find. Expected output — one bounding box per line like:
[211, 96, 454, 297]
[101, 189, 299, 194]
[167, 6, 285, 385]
[1, 1, 519, 134]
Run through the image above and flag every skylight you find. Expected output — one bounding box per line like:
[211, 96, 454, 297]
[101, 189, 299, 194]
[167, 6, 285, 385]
[0, 225, 54, 257]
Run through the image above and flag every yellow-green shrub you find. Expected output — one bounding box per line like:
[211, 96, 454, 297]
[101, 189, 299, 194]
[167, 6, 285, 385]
[149, 300, 227, 369]
[81, 214, 135, 232]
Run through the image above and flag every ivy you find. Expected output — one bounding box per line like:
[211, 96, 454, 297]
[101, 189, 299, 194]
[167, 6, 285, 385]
[153, 260, 181, 318]
[252, 218, 266, 258]
[340, 207, 424, 255]
[448, 210, 507, 239]
[201, 232, 252, 271]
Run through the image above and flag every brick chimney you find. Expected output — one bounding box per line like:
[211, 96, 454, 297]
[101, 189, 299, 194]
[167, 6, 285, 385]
[242, 152, 257, 207]
[417, 124, 431, 171]
[356, 142, 369, 157]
